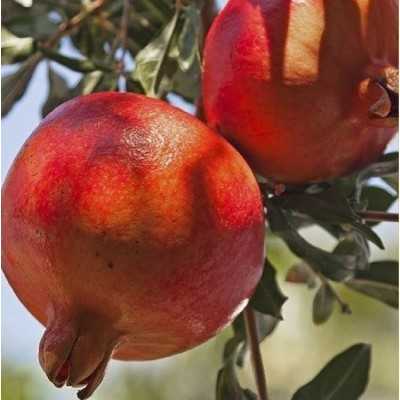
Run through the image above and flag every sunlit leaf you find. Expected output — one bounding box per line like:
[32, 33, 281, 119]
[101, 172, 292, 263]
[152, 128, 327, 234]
[1, 27, 34, 64]
[132, 9, 180, 97]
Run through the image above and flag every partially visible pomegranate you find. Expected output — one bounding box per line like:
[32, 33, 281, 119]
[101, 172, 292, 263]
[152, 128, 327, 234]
[203, 0, 398, 184]
[2, 93, 264, 398]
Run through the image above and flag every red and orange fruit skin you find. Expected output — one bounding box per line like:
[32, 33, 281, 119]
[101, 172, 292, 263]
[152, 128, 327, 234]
[2, 92, 265, 398]
[203, 0, 398, 184]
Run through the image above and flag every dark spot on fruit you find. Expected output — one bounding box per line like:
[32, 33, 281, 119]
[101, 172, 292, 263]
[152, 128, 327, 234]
[95, 251, 99, 257]
[107, 261, 114, 269]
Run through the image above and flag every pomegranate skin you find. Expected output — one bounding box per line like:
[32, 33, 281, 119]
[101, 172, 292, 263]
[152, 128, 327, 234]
[2, 93, 264, 398]
[203, 0, 398, 184]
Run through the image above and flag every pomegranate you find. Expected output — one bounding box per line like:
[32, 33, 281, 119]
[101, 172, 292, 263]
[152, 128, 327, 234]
[2, 93, 264, 398]
[203, 0, 398, 184]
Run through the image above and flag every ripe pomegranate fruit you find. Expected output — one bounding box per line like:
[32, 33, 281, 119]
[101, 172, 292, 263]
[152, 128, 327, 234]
[203, 0, 398, 184]
[2, 93, 264, 399]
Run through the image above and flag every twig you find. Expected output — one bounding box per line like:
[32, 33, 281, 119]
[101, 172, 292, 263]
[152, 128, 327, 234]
[358, 211, 398, 223]
[120, 0, 130, 62]
[42, 0, 108, 49]
[196, 0, 218, 120]
[244, 306, 269, 400]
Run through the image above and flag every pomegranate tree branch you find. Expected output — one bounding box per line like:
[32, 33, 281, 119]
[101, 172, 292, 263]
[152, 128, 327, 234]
[42, 0, 108, 49]
[358, 210, 399, 222]
[120, 0, 130, 63]
[196, 0, 218, 120]
[244, 306, 269, 400]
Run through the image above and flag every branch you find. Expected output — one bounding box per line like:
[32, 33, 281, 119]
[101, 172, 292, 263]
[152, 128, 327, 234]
[244, 306, 269, 400]
[358, 211, 398, 223]
[42, 0, 108, 49]
[196, 0, 218, 121]
[120, 0, 130, 62]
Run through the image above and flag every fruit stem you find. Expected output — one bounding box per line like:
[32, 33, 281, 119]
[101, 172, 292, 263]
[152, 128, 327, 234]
[244, 306, 269, 400]
[358, 211, 398, 222]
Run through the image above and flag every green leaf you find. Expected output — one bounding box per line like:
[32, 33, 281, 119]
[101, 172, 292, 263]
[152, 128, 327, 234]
[350, 221, 384, 250]
[249, 258, 287, 318]
[132, 9, 181, 97]
[381, 174, 398, 193]
[70, 19, 112, 59]
[2, 54, 39, 117]
[346, 261, 398, 308]
[286, 263, 317, 288]
[39, 47, 101, 73]
[292, 343, 371, 400]
[1, 27, 34, 65]
[173, 5, 201, 71]
[360, 186, 397, 214]
[72, 71, 118, 96]
[360, 185, 397, 227]
[216, 364, 257, 400]
[170, 56, 200, 102]
[232, 311, 279, 346]
[274, 187, 384, 249]
[6, 14, 58, 39]
[267, 201, 357, 281]
[312, 284, 335, 325]
[41, 65, 70, 117]
[233, 311, 279, 367]
[216, 335, 257, 400]
[356, 152, 398, 184]
[333, 234, 369, 272]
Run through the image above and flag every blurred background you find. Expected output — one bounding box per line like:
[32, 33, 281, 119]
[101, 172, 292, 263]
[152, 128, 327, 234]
[2, 19, 399, 400]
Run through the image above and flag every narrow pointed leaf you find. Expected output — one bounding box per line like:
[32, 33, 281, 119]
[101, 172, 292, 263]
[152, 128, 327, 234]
[292, 344, 371, 400]
[2, 55, 39, 116]
[132, 10, 180, 97]
[41, 65, 70, 117]
[346, 261, 398, 308]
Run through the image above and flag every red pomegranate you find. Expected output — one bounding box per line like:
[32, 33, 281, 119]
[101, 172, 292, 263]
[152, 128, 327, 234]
[203, 0, 398, 184]
[2, 93, 264, 398]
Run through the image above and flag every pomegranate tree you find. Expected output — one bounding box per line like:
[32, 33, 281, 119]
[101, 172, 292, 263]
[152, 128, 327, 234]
[2, 1, 398, 399]
[2, 92, 264, 398]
